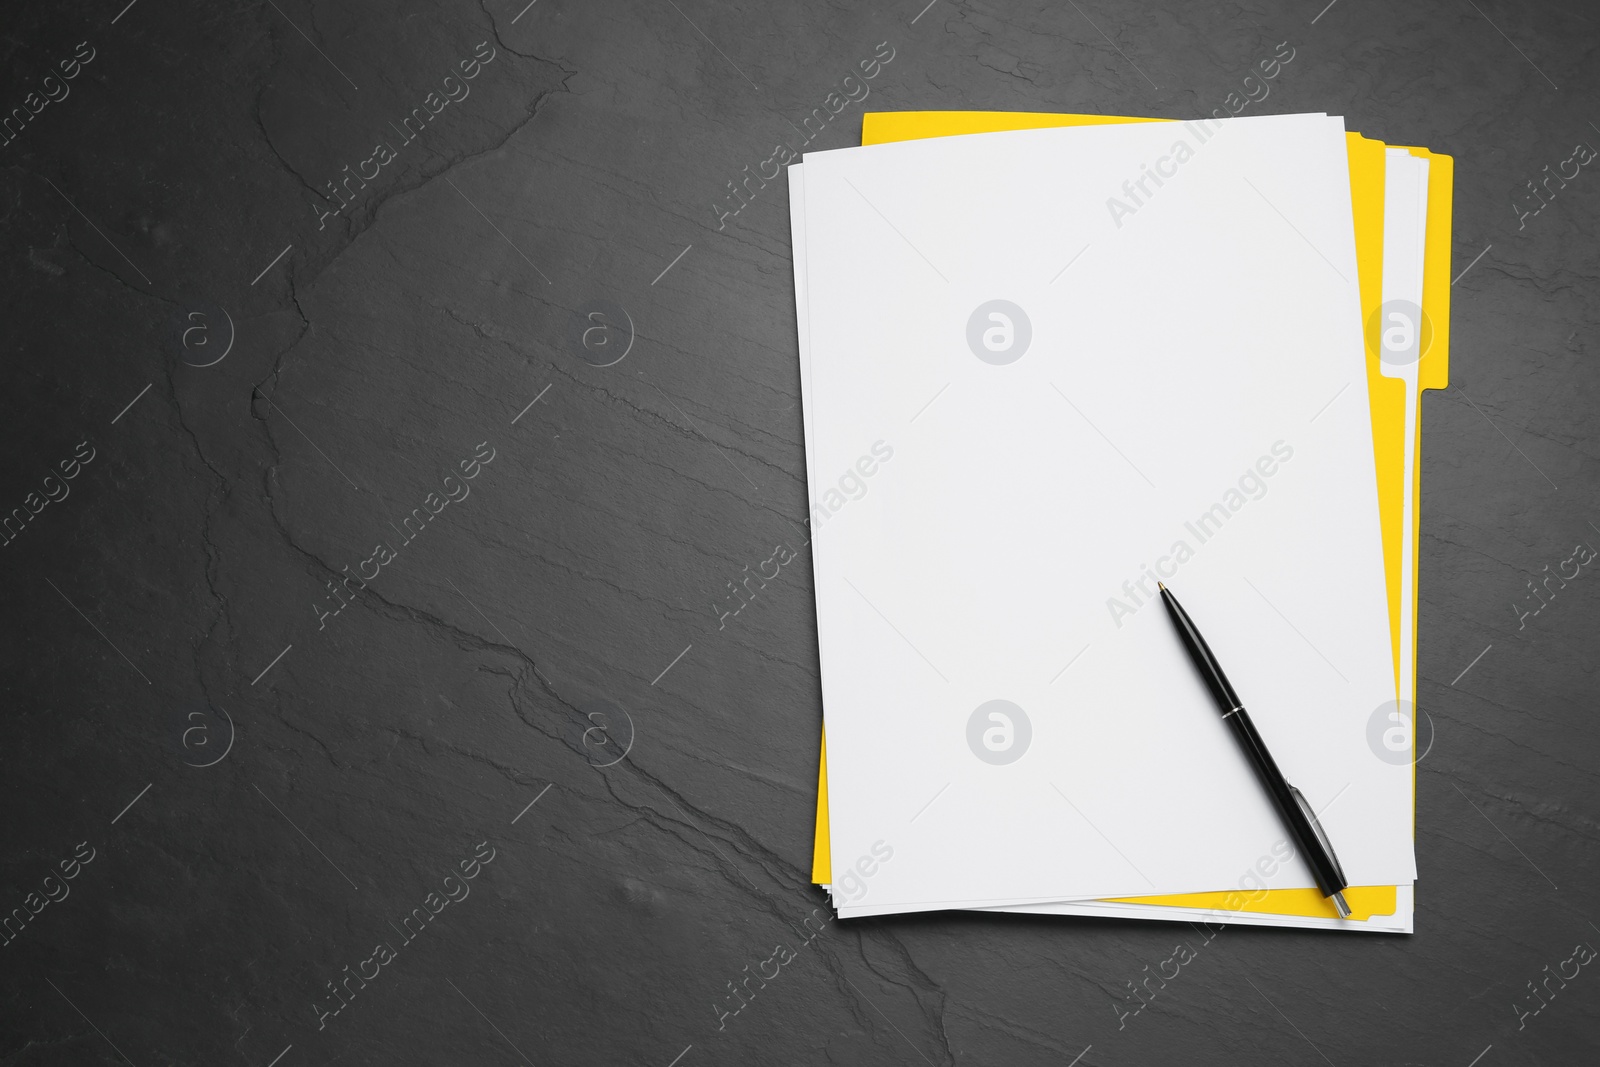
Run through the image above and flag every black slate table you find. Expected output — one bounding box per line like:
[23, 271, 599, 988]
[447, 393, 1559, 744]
[2, 2, 1597, 1065]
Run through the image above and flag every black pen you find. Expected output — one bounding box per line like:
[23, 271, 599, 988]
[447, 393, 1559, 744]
[1157, 582, 1352, 918]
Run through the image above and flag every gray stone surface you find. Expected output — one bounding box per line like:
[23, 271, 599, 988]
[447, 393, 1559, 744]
[2, 1, 1597, 1064]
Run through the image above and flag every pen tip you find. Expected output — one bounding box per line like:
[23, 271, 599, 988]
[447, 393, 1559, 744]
[1157, 582, 1166, 591]
[1330, 891, 1351, 919]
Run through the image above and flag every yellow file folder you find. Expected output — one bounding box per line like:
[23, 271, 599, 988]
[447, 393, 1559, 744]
[809, 111, 1452, 923]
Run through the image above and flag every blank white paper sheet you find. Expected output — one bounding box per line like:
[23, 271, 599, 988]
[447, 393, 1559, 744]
[792, 113, 1414, 917]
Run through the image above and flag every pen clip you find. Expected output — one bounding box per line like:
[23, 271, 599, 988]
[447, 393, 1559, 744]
[1289, 784, 1348, 890]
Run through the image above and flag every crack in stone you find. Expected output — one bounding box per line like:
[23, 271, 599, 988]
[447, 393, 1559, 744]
[55, 217, 169, 305]
[478, 0, 582, 69]
[159, 360, 239, 717]
[247, 13, 577, 406]
[542, 361, 807, 516]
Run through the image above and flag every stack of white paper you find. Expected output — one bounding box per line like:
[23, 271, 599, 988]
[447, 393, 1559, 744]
[791, 114, 1428, 931]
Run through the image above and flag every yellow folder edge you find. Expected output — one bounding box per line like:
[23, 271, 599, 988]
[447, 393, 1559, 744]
[810, 112, 1451, 922]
